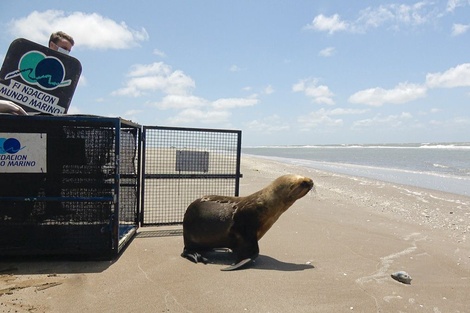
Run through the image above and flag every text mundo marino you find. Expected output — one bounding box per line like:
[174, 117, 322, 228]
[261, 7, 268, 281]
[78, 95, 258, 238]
[0, 154, 36, 167]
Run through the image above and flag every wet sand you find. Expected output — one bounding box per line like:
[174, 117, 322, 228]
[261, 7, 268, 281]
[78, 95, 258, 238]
[1, 155, 469, 312]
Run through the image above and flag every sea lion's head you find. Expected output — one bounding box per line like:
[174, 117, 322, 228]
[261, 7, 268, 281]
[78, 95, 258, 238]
[269, 174, 314, 204]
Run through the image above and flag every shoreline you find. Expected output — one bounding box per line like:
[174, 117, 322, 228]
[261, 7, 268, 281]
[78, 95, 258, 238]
[240, 155, 470, 245]
[0, 155, 469, 312]
[243, 153, 470, 197]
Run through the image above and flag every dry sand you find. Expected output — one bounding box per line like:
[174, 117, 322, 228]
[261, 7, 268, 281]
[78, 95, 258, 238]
[1, 155, 469, 313]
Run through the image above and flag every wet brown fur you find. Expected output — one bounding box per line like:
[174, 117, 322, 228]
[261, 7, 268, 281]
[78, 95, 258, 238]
[181, 174, 314, 267]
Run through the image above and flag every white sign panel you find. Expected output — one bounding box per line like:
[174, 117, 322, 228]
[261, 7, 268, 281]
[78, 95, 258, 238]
[0, 133, 47, 173]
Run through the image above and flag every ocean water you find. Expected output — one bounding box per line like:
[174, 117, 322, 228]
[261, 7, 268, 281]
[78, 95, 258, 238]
[242, 142, 470, 197]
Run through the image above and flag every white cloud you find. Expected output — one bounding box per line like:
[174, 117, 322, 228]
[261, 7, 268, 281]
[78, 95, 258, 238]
[319, 47, 336, 57]
[328, 108, 369, 115]
[348, 63, 470, 107]
[307, 2, 442, 35]
[451, 116, 470, 125]
[419, 107, 443, 115]
[153, 48, 166, 57]
[355, 5, 396, 29]
[113, 60, 260, 126]
[8, 10, 148, 50]
[384, 2, 433, 25]
[304, 14, 348, 34]
[122, 109, 143, 122]
[352, 112, 413, 129]
[297, 108, 344, 131]
[166, 108, 231, 125]
[246, 115, 290, 133]
[127, 62, 171, 77]
[229, 65, 244, 72]
[426, 63, 470, 88]
[429, 116, 470, 129]
[150, 94, 208, 110]
[124, 109, 142, 116]
[296, 107, 367, 132]
[263, 85, 275, 95]
[112, 62, 195, 97]
[77, 75, 88, 87]
[212, 97, 258, 109]
[349, 82, 427, 106]
[446, 0, 470, 12]
[446, 0, 460, 12]
[67, 106, 82, 114]
[293, 78, 335, 105]
[451, 23, 470, 36]
[158, 95, 257, 124]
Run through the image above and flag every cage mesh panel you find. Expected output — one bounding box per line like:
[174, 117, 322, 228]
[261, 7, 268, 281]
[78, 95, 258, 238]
[118, 128, 139, 225]
[0, 116, 140, 257]
[143, 127, 240, 225]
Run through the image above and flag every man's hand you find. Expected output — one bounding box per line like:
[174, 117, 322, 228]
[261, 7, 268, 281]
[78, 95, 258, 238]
[0, 100, 28, 115]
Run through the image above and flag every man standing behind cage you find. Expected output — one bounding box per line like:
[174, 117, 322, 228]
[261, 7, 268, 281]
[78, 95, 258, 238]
[0, 31, 75, 115]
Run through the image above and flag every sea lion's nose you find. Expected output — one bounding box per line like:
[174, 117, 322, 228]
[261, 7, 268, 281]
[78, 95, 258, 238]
[302, 179, 314, 190]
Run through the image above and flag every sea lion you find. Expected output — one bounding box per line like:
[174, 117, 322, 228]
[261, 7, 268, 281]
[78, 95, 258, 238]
[181, 174, 314, 271]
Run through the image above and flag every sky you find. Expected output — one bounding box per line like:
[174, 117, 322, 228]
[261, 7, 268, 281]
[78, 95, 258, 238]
[1, 0, 469, 146]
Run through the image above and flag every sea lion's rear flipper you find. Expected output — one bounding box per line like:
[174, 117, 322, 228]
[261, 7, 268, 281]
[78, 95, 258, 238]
[181, 249, 209, 264]
[220, 258, 253, 271]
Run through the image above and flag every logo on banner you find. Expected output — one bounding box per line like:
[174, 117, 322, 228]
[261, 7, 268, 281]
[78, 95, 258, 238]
[0, 133, 47, 173]
[5, 51, 71, 90]
[0, 137, 24, 154]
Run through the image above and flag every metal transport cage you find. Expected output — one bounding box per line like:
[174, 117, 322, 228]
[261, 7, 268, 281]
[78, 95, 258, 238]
[0, 115, 242, 259]
[0, 114, 141, 259]
[141, 126, 242, 226]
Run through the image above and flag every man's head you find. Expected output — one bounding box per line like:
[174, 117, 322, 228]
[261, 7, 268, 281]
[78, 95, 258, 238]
[49, 31, 74, 54]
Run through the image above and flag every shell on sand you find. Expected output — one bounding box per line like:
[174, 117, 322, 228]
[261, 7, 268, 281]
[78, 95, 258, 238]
[391, 271, 412, 284]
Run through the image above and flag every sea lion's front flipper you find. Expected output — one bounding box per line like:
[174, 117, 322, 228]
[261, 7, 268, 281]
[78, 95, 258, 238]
[181, 249, 209, 264]
[220, 258, 253, 271]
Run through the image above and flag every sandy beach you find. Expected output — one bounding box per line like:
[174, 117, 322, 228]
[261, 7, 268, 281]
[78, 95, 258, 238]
[1, 155, 469, 313]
